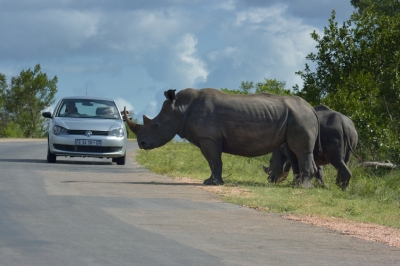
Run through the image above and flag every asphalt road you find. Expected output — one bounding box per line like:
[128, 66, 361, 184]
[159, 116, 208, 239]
[0, 139, 399, 266]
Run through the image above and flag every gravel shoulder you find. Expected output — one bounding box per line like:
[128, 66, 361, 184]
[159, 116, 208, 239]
[177, 177, 400, 249]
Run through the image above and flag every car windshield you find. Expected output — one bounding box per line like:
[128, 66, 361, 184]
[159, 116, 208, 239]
[55, 99, 120, 120]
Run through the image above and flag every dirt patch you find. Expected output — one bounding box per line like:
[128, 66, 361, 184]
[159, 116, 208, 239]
[176, 177, 400, 248]
[176, 177, 253, 197]
[283, 214, 400, 248]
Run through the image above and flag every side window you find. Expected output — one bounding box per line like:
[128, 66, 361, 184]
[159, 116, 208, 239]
[56, 102, 69, 117]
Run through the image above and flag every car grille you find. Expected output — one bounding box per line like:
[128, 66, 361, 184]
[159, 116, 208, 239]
[53, 144, 122, 153]
[68, 130, 109, 136]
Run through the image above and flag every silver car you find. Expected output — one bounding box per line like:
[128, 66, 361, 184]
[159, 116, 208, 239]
[42, 96, 128, 165]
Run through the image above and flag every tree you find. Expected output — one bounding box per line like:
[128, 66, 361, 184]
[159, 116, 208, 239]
[222, 78, 291, 96]
[2, 64, 58, 138]
[0, 73, 13, 137]
[351, 0, 400, 16]
[255, 78, 292, 95]
[0, 73, 6, 107]
[221, 81, 254, 94]
[295, 6, 400, 160]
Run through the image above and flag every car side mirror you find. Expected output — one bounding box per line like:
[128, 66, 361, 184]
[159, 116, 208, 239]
[42, 112, 52, 118]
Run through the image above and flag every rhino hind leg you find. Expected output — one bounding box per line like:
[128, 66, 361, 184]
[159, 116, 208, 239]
[333, 160, 352, 191]
[315, 166, 326, 187]
[285, 132, 317, 189]
[283, 148, 315, 188]
[298, 154, 316, 189]
[336, 167, 352, 191]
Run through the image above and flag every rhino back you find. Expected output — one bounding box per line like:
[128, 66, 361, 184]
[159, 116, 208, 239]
[179, 89, 312, 157]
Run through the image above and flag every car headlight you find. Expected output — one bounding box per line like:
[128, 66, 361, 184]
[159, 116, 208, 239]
[109, 127, 124, 138]
[53, 125, 68, 135]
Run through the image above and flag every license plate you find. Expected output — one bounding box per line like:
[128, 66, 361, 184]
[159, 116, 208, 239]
[75, 139, 102, 146]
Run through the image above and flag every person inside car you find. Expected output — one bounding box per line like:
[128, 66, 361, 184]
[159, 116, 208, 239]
[103, 107, 116, 118]
[62, 102, 79, 116]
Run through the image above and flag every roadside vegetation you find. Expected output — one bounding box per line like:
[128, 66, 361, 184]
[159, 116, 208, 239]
[0, 64, 137, 139]
[136, 141, 400, 229]
[0, 64, 57, 138]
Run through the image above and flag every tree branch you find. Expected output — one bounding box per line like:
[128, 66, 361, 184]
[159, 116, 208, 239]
[358, 161, 400, 169]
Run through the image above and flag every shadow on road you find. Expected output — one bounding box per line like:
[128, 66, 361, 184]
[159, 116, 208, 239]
[61, 180, 203, 186]
[0, 158, 112, 165]
[0, 159, 49, 164]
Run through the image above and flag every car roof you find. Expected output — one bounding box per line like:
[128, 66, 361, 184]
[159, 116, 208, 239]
[60, 96, 115, 101]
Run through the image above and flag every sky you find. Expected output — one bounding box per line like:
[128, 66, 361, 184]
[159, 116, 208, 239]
[0, 0, 355, 121]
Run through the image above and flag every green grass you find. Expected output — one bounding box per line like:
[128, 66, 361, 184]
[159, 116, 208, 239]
[135, 141, 400, 228]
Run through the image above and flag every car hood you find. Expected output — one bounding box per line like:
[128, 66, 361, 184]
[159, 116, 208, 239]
[53, 117, 124, 131]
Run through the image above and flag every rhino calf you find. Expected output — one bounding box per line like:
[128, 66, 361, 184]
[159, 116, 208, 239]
[264, 105, 358, 190]
[124, 88, 320, 188]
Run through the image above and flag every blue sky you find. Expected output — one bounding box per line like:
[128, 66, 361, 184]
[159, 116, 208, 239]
[0, 0, 354, 121]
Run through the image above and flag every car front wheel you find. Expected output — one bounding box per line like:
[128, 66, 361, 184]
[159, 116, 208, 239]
[47, 147, 57, 163]
[116, 153, 126, 165]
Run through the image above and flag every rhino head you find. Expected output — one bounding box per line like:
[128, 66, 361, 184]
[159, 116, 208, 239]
[123, 89, 181, 150]
[264, 145, 291, 183]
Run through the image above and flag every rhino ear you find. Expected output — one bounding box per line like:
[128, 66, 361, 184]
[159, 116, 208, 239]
[164, 89, 177, 101]
[143, 115, 151, 125]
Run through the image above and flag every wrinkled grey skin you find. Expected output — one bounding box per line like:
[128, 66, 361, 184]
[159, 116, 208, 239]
[124, 88, 320, 188]
[264, 105, 358, 190]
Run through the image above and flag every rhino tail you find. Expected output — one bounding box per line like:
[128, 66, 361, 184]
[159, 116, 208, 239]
[313, 108, 323, 156]
[343, 123, 359, 159]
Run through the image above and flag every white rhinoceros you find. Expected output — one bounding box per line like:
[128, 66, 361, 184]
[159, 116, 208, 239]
[124, 88, 321, 188]
[264, 105, 358, 190]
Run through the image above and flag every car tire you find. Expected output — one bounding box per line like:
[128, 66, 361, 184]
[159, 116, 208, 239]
[47, 147, 57, 163]
[116, 153, 126, 165]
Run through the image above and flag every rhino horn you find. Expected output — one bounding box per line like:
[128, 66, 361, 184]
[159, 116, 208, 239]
[123, 106, 139, 133]
[143, 115, 151, 125]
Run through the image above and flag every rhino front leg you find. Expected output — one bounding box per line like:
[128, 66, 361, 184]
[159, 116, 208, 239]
[198, 139, 224, 185]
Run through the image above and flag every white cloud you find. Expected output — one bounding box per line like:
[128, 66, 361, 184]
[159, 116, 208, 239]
[143, 100, 159, 119]
[200, 4, 318, 90]
[114, 97, 134, 115]
[235, 5, 286, 26]
[174, 34, 209, 86]
[0, 9, 100, 60]
[104, 9, 186, 54]
[0, 0, 353, 115]
[207, 46, 238, 62]
[214, 0, 237, 11]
